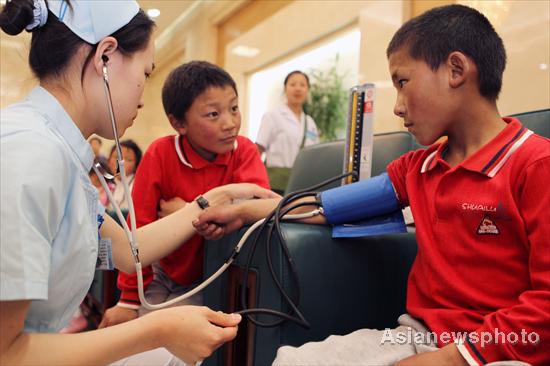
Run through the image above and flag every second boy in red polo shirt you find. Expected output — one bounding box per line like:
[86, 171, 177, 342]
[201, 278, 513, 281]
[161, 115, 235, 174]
[99, 61, 269, 328]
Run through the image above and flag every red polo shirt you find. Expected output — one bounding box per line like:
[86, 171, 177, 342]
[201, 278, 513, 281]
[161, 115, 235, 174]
[387, 118, 550, 365]
[118, 135, 269, 305]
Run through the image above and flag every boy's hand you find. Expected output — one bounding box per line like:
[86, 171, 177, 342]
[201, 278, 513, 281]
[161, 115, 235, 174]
[158, 197, 187, 218]
[193, 204, 245, 240]
[148, 306, 241, 364]
[395, 344, 468, 366]
[98, 305, 138, 328]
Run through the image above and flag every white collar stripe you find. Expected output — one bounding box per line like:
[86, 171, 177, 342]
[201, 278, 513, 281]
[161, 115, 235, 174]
[487, 129, 533, 178]
[174, 135, 193, 168]
[421, 150, 438, 173]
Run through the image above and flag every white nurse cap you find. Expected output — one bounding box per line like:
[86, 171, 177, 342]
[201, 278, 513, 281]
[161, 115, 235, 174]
[48, 0, 140, 44]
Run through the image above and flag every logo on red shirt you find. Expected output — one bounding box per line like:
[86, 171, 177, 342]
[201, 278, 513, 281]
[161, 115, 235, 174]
[477, 215, 500, 235]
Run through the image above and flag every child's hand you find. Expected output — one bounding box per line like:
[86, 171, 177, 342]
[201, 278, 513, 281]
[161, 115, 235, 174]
[158, 197, 187, 218]
[146, 306, 241, 364]
[98, 305, 138, 328]
[193, 204, 245, 240]
[194, 195, 281, 239]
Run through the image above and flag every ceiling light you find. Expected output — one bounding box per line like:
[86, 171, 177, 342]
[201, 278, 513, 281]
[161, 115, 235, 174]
[147, 8, 160, 18]
[539, 63, 548, 71]
[231, 45, 260, 58]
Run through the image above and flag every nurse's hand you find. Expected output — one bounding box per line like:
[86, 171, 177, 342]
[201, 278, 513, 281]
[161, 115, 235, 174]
[147, 306, 241, 364]
[98, 305, 138, 328]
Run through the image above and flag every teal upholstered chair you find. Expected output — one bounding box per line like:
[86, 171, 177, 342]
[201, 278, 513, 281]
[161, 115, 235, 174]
[285, 131, 420, 194]
[512, 108, 550, 137]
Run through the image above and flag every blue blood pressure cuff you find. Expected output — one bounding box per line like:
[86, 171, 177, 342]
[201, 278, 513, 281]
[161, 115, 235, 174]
[320, 173, 399, 225]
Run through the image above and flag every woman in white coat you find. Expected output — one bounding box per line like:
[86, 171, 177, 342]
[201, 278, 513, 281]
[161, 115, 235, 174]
[256, 71, 320, 193]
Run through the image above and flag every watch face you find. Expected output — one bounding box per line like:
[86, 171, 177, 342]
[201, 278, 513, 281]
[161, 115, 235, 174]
[196, 196, 210, 209]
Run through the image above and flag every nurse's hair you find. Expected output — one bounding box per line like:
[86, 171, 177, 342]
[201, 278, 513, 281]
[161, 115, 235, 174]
[0, 0, 155, 80]
[284, 70, 310, 88]
[162, 61, 238, 122]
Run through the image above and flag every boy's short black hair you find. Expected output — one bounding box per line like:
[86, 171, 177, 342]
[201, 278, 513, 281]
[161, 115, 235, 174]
[162, 61, 238, 122]
[387, 4, 506, 101]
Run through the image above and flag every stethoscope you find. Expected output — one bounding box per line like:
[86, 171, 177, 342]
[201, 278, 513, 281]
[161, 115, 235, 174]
[91, 55, 328, 314]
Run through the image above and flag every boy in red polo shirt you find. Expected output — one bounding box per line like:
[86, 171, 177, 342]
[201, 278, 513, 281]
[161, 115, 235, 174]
[193, 5, 549, 365]
[99, 61, 270, 328]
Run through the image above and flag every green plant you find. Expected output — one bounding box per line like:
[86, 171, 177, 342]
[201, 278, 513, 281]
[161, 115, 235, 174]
[304, 56, 348, 142]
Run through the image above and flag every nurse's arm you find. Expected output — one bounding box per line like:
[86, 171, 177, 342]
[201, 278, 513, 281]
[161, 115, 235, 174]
[102, 183, 278, 273]
[0, 300, 156, 365]
[101, 195, 205, 273]
[1, 300, 240, 365]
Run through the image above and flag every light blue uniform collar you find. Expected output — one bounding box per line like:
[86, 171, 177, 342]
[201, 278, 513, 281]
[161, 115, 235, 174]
[27, 86, 94, 172]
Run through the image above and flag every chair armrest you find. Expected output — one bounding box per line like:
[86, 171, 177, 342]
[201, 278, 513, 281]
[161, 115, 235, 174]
[203, 222, 417, 366]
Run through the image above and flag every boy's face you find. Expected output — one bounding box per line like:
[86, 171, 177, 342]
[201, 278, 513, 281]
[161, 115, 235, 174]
[389, 48, 455, 146]
[176, 85, 241, 161]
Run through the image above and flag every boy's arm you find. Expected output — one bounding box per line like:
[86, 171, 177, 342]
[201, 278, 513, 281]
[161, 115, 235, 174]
[194, 164, 408, 240]
[396, 344, 467, 366]
[103, 183, 278, 271]
[194, 196, 327, 240]
[457, 156, 550, 365]
[158, 197, 187, 218]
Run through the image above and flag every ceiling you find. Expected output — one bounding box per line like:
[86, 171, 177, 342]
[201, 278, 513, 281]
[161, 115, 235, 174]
[138, 0, 195, 36]
[0, 0, 197, 106]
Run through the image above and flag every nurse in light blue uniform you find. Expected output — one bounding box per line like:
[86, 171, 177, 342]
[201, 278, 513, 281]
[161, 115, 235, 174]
[0, 1, 275, 364]
[2, 86, 105, 333]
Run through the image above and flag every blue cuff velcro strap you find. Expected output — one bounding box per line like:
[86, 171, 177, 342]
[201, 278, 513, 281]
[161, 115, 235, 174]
[320, 173, 399, 225]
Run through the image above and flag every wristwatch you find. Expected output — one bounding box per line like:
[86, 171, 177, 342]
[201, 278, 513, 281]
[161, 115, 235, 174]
[195, 195, 210, 210]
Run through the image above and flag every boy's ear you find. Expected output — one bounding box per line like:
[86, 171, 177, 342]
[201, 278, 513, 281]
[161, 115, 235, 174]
[446, 51, 471, 89]
[168, 114, 187, 135]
